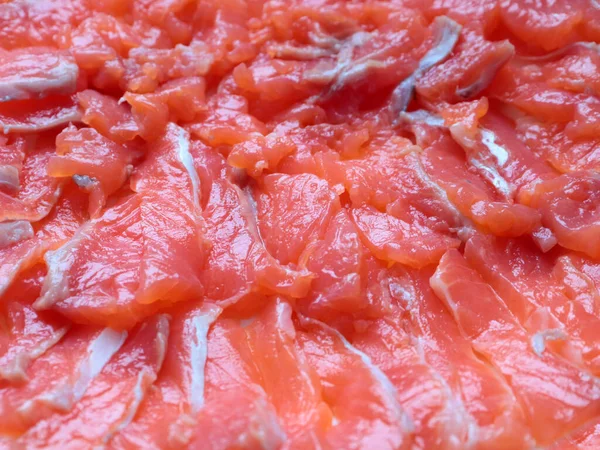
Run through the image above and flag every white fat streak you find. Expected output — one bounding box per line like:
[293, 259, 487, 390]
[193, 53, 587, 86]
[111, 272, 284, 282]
[391, 17, 461, 115]
[17, 328, 126, 418]
[189, 305, 222, 414]
[172, 123, 201, 213]
[34, 221, 92, 309]
[449, 125, 514, 199]
[531, 328, 568, 357]
[480, 129, 509, 166]
[300, 315, 414, 434]
[73, 329, 128, 401]
[456, 42, 514, 100]
[468, 157, 513, 198]
[239, 397, 288, 450]
[0, 220, 34, 249]
[430, 269, 459, 315]
[101, 316, 170, 446]
[417, 17, 462, 75]
[411, 154, 474, 236]
[400, 110, 445, 127]
[0, 325, 68, 383]
[0, 54, 78, 102]
[412, 335, 479, 449]
[1, 104, 81, 134]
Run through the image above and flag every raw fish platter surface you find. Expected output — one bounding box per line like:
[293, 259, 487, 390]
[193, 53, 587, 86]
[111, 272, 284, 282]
[1, 0, 600, 449]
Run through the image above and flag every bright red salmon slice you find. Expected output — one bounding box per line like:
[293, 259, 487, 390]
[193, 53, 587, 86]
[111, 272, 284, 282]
[0, 1, 599, 448]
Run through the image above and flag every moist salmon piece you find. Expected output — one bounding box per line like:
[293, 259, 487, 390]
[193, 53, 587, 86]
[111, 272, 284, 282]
[243, 299, 331, 449]
[0, 186, 88, 298]
[550, 417, 600, 450]
[300, 209, 364, 318]
[0, 326, 126, 437]
[419, 129, 540, 238]
[188, 91, 267, 147]
[0, 0, 88, 50]
[445, 106, 596, 252]
[233, 59, 323, 120]
[465, 234, 600, 373]
[119, 79, 206, 142]
[77, 90, 140, 144]
[350, 309, 471, 450]
[0, 48, 78, 102]
[108, 304, 221, 449]
[0, 95, 81, 134]
[228, 132, 296, 178]
[302, 209, 417, 324]
[187, 317, 285, 450]
[520, 172, 600, 260]
[201, 177, 313, 306]
[421, 0, 499, 33]
[0, 138, 63, 223]
[0, 268, 68, 384]
[48, 125, 141, 217]
[295, 315, 414, 450]
[394, 268, 532, 449]
[489, 57, 593, 124]
[515, 116, 600, 174]
[416, 28, 513, 106]
[351, 204, 460, 269]
[498, 0, 583, 51]
[35, 124, 205, 328]
[15, 314, 168, 449]
[255, 173, 340, 266]
[432, 250, 600, 445]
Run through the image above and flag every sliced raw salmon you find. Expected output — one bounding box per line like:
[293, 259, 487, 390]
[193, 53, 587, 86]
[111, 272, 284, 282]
[15, 314, 168, 449]
[0, 266, 68, 384]
[0, 136, 64, 222]
[0, 48, 78, 102]
[296, 314, 414, 450]
[243, 299, 331, 448]
[0, 95, 81, 134]
[254, 173, 340, 266]
[191, 316, 286, 450]
[0, 186, 88, 298]
[108, 304, 221, 449]
[350, 308, 470, 450]
[396, 268, 533, 449]
[0, 326, 126, 436]
[36, 124, 205, 328]
[432, 249, 600, 445]
[465, 234, 600, 373]
[48, 125, 141, 217]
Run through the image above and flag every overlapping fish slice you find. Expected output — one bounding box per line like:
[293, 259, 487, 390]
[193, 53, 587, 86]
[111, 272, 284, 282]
[254, 172, 340, 267]
[193, 311, 286, 450]
[242, 299, 331, 448]
[0, 267, 69, 383]
[465, 234, 600, 373]
[432, 249, 600, 445]
[0, 186, 88, 298]
[295, 314, 414, 450]
[48, 125, 141, 217]
[196, 137, 314, 309]
[108, 304, 221, 449]
[34, 123, 206, 328]
[0, 325, 126, 437]
[15, 314, 168, 449]
[0, 134, 64, 223]
[349, 303, 470, 450]
[397, 268, 533, 449]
